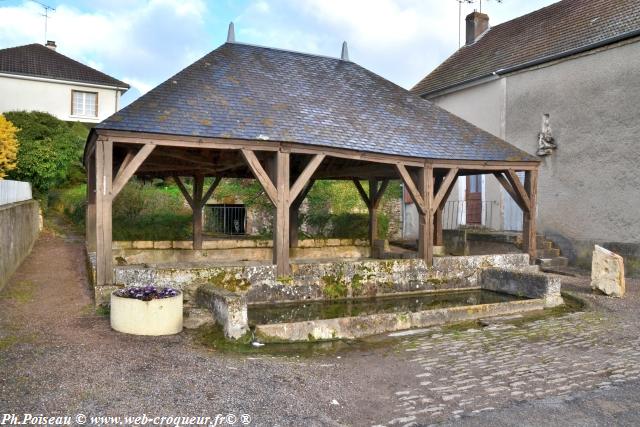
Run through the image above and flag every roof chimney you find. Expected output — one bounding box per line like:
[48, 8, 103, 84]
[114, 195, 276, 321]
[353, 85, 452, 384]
[465, 11, 489, 45]
[45, 40, 57, 51]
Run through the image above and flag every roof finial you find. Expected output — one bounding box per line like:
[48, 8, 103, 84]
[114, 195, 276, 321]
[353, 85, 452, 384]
[341, 41, 349, 61]
[227, 22, 235, 43]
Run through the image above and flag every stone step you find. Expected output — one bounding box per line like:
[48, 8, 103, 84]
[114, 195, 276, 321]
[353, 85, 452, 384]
[540, 248, 560, 258]
[535, 256, 569, 268]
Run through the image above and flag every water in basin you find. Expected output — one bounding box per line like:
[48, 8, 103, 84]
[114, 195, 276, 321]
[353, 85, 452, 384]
[249, 289, 527, 326]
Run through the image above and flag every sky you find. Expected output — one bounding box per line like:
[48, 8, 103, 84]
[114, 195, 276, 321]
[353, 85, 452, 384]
[0, 0, 558, 106]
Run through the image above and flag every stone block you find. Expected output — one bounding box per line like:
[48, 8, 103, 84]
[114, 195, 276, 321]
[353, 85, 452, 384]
[172, 241, 193, 249]
[153, 241, 172, 249]
[256, 239, 273, 248]
[132, 241, 154, 249]
[112, 241, 133, 249]
[591, 245, 625, 297]
[298, 239, 316, 248]
[196, 284, 248, 339]
[326, 239, 341, 247]
[480, 267, 563, 308]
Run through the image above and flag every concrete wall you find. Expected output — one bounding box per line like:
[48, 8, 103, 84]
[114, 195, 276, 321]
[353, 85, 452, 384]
[0, 200, 40, 290]
[504, 39, 640, 270]
[0, 74, 122, 123]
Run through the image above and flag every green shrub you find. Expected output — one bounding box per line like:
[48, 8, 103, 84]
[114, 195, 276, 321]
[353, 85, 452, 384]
[4, 111, 88, 194]
[48, 184, 87, 224]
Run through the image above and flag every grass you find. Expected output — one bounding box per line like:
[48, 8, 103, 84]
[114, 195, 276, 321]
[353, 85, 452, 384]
[113, 213, 192, 241]
[0, 281, 36, 304]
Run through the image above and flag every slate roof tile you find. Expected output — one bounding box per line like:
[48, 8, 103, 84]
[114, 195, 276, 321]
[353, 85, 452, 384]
[96, 42, 536, 162]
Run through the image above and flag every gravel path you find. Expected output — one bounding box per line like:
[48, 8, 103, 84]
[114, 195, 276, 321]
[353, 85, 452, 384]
[1, 230, 639, 427]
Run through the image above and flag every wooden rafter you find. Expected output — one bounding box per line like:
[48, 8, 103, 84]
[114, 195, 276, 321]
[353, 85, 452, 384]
[241, 149, 277, 205]
[289, 154, 324, 206]
[111, 144, 156, 198]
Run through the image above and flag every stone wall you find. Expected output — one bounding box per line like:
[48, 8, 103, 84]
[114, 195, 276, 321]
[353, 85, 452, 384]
[90, 252, 531, 306]
[0, 200, 40, 290]
[112, 238, 370, 265]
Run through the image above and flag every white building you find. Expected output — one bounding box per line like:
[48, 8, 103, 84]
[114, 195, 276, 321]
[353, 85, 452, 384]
[0, 41, 129, 123]
[406, 0, 640, 269]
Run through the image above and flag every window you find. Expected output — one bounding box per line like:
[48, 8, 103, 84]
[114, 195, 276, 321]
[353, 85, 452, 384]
[71, 90, 98, 117]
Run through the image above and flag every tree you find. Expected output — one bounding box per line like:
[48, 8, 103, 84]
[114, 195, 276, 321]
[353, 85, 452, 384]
[0, 114, 19, 179]
[4, 111, 87, 193]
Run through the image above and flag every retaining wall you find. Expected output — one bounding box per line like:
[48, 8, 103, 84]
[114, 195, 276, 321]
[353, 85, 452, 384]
[0, 200, 40, 290]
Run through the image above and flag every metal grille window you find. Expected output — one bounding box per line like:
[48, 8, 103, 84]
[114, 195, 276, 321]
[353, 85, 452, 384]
[72, 90, 98, 117]
[205, 204, 246, 235]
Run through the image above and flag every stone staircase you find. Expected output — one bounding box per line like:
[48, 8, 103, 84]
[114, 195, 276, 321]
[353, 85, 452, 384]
[535, 234, 569, 269]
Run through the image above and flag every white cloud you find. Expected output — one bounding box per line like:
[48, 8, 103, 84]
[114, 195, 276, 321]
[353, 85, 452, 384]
[0, 0, 210, 102]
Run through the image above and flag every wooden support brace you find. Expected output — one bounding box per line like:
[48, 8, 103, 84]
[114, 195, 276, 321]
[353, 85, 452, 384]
[494, 172, 526, 212]
[352, 179, 370, 206]
[289, 154, 324, 206]
[433, 168, 458, 209]
[173, 176, 194, 209]
[372, 179, 390, 209]
[506, 169, 531, 212]
[395, 164, 427, 215]
[111, 144, 155, 198]
[241, 149, 278, 205]
[201, 177, 222, 206]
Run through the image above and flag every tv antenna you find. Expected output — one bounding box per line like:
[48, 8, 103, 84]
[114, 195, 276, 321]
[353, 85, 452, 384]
[29, 0, 55, 43]
[456, 0, 503, 47]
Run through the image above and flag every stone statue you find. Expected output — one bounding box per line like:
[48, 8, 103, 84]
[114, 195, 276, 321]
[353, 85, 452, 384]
[536, 113, 557, 156]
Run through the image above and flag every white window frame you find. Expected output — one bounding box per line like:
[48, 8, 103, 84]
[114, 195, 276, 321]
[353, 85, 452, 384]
[71, 90, 98, 118]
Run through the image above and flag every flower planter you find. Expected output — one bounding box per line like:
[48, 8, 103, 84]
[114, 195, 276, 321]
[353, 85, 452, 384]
[110, 291, 183, 336]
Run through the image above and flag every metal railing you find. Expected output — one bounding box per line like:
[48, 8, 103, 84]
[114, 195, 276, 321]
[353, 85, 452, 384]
[0, 180, 32, 206]
[204, 204, 247, 235]
[442, 200, 523, 232]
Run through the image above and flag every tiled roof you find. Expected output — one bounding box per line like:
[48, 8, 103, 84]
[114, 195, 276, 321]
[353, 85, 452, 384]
[412, 0, 640, 96]
[0, 43, 129, 89]
[96, 42, 536, 162]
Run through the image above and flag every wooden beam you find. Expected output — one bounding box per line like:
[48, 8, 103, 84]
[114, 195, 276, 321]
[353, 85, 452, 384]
[192, 174, 204, 250]
[274, 151, 290, 275]
[523, 170, 538, 263]
[201, 177, 222, 206]
[95, 138, 113, 287]
[352, 179, 370, 206]
[494, 172, 526, 211]
[417, 165, 434, 266]
[289, 154, 324, 205]
[395, 164, 427, 215]
[86, 151, 96, 252]
[111, 144, 155, 198]
[506, 170, 531, 212]
[173, 176, 194, 209]
[241, 149, 277, 205]
[433, 168, 458, 209]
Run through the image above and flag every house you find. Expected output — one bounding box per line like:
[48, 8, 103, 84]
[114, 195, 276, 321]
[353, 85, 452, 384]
[0, 41, 129, 123]
[407, 0, 640, 272]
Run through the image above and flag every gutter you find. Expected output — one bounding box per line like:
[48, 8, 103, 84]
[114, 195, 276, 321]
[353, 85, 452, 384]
[421, 28, 640, 98]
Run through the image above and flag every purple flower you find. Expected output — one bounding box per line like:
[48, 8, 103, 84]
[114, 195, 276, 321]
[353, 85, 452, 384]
[115, 285, 180, 301]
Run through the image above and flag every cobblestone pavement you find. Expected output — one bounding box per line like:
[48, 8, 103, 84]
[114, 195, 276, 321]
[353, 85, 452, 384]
[381, 277, 640, 426]
[2, 229, 639, 427]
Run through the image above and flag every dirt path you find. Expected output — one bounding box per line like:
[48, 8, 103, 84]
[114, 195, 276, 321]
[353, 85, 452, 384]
[2, 226, 639, 427]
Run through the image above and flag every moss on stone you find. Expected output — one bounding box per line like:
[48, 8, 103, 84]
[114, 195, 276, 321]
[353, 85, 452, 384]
[322, 274, 348, 299]
[207, 271, 251, 293]
[276, 276, 294, 285]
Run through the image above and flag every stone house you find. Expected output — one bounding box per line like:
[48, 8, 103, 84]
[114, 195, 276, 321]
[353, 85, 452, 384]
[0, 42, 129, 123]
[406, 0, 640, 272]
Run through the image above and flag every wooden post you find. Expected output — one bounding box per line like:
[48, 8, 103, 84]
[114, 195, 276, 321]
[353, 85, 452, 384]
[95, 138, 113, 287]
[274, 151, 290, 275]
[417, 165, 434, 265]
[289, 204, 299, 248]
[368, 179, 378, 247]
[86, 151, 97, 252]
[434, 208, 443, 246]
[523, 170, 538, 263]
[192, 174, 204, 250]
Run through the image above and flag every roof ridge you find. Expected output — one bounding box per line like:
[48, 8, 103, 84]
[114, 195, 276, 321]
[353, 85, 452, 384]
[230, 41, 346, 62]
